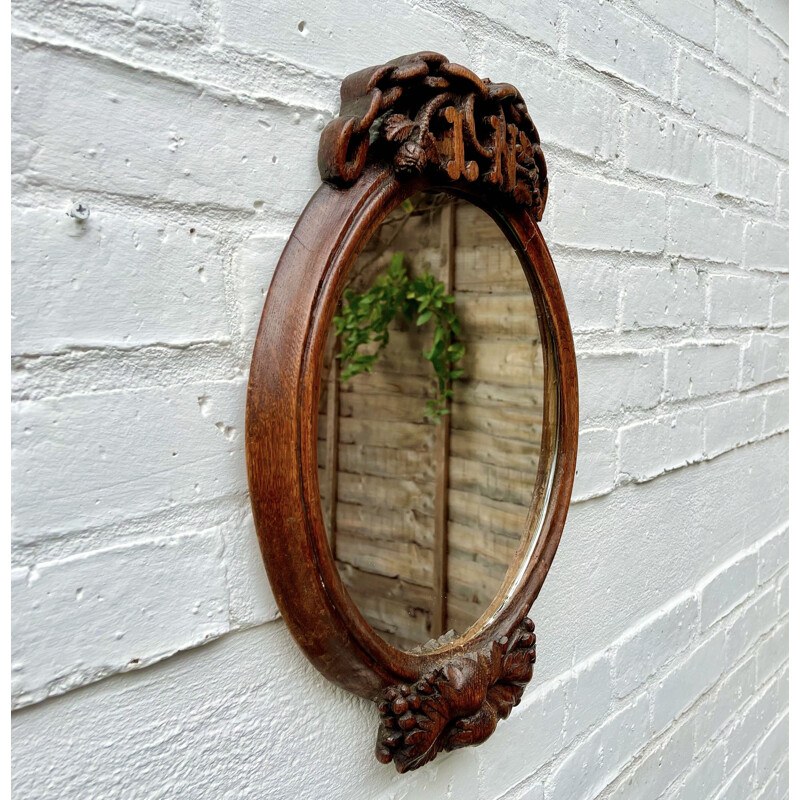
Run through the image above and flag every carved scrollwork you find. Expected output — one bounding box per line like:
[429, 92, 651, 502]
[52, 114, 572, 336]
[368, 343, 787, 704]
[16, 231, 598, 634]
[375, 618, 537, 772]
[318, 52, 548, 219]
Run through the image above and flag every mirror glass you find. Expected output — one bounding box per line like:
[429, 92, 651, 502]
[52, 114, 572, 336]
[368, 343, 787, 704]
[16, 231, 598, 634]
[318, 191, 546, 651]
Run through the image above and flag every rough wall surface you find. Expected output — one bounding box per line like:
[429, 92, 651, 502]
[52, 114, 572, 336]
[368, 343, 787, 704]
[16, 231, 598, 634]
[10, 0, 788, 798]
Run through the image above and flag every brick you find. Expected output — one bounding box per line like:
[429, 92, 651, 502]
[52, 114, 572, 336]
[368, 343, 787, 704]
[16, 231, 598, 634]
[681, 740, 725, 800]
[713, 757, 755, 800]
[530, 64, 622, 162]
[547, 695, 649, 800]
[11, 205, 229, 354]
[618, 408, 705, 482]
[713, 140, 749, 198]
[612, 593, 698, 698]
[726, 679, 780, 769]
[770, 275, 788, 326]
[775, 757, 789, 798]
[11, 379, 246, 542]
[748, 152, 781, 204]
[638, 0, 716, 49]
[224, 510, 280, 628]
[714, 141, 780, 204]
[515, 784, 544, 800]
[621, 265, 704, 329]
[458, 0, 560, 50]
[775, 662, 788, 711]
[565, 0, 672, 97]
[777, 170, 788, 212]
[757, 762, 787, 800]
[723, 587, 778, 666]
[716, 5, 784, 92]
[219, 0, 471, 76]
[704, 395, 765, 458]
[11, 43, 322, 218]
[132, 0, 202, 28]
[230, 232, 287, 352]
[664, 341, 741, 400]
[741, 332, 789, 387]
[763, 385, 789, 435]
[651, 630, 725, 732]
[744, 220, 788, 271]
[707, 272, 771, 328]
[775, 58, 790, 106]
[757, 528, 788, 584]
[626, 106, 713, 186]
[607, 716, 693, 800]
[698, 551, 758, 628]
[776, 572, 788, 617]
[577, 350, 663, 419]
[573, 427, 616, 500]
[11, 528, 230, 706]
[754, 0, 789, 43]
[756, 620, 788, 685]
[751, 98, 789, 159]
[563, 652, 613, 744]
[400, 747, 481, 800]
[556, 252, 619, 332]
[693, 656, 756, 749]
[60, 0, 136, 12]
[550, 175, 666, 253]
[21, 0, 199, 26]
[676, 52, 750, 137]
[755, 713, 788, 790]
[476, 676, 566, 793]
[668, 198, 743, 262]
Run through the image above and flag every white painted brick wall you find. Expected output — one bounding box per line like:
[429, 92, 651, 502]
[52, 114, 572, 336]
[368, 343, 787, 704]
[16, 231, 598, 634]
[10, 0, 788, 797]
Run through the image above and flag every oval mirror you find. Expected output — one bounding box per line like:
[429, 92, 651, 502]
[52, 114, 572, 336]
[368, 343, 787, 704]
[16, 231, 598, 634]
[246, 50, 578, 774]
[318, 190, 545, 652]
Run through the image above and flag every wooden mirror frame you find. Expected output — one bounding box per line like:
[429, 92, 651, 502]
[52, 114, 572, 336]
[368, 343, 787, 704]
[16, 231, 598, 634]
[246, 52, 578, 773]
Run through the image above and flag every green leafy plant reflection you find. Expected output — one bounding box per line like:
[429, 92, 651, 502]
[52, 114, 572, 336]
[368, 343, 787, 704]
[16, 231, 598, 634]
[333, 252, 465, 422]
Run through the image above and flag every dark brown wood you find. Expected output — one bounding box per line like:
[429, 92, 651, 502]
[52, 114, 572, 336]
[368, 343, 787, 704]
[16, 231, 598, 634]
[246, 52, 578, 774]
[318, 51, 547, 216]
[324, 337, 340, 549]
[432, 201, 455, 638]
[376, 618, 536, 772]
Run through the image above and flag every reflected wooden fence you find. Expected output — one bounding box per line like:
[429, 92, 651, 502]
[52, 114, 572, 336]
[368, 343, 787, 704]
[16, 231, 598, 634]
[318, 196, 544, 650]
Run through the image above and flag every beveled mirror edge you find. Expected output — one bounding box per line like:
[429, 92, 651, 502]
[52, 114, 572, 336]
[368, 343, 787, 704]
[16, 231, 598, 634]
[245, 52, 578, 773]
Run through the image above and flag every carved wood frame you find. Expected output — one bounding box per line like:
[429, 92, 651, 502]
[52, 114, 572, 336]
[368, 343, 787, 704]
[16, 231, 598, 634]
[246, 52, 578, 773]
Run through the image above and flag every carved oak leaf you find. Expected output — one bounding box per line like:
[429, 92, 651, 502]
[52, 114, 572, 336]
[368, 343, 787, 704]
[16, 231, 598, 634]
[375, 618, 537, 772]
[381, 113, 415, 142]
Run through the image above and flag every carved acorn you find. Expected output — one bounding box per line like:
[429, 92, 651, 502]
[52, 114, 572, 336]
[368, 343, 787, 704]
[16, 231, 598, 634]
[394, 139, 428, 175]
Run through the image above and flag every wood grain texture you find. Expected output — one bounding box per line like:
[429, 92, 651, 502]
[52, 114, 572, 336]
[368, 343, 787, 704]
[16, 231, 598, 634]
[323, 337, 340, 549]
[246, 52, 578, 773]
[432, 201, 455, 638]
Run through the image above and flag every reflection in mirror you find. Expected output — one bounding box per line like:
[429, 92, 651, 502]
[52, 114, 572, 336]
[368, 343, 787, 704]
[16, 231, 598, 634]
[318, 191, 545, 651]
